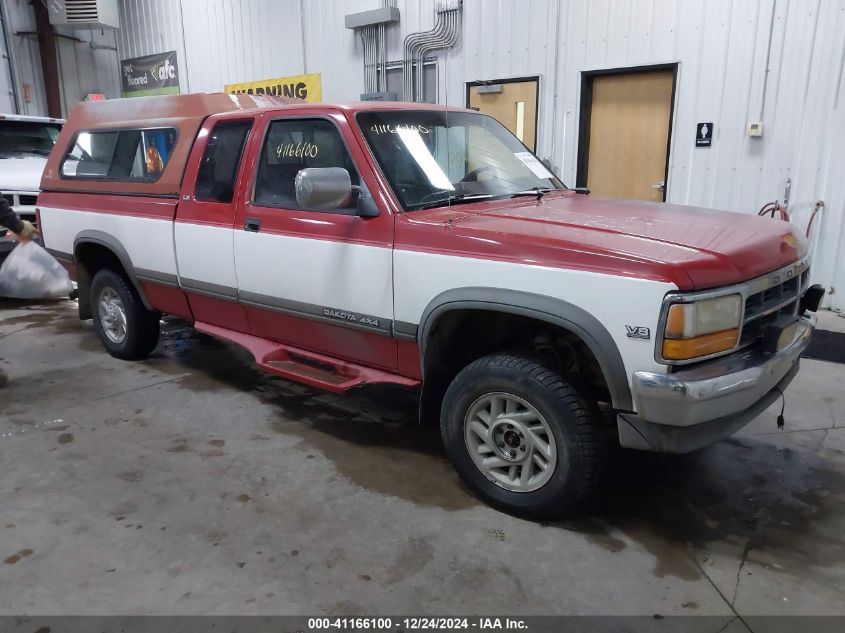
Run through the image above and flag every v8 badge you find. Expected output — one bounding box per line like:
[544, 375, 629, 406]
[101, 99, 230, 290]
[626, 325, 651, 340]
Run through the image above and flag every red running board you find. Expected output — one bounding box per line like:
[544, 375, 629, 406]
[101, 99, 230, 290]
[194, 322, 421, 393]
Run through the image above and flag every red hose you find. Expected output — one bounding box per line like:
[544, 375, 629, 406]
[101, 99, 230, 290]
[806, 201, 824, 238]
[758, 201, 789, 222]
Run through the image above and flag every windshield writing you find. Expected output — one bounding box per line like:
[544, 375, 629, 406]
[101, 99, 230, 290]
[357, 111, 564, 210]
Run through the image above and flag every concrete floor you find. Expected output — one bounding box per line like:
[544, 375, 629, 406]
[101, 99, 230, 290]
[1, 300, 844, 619]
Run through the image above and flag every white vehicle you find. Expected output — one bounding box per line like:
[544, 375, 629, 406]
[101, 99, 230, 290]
[0, 114, 64, 254]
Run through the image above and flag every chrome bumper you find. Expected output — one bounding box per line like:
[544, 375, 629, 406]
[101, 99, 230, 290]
[617, 314, 815, 453]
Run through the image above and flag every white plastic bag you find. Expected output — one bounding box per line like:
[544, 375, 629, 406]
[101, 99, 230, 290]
[0, 241, 73, 299]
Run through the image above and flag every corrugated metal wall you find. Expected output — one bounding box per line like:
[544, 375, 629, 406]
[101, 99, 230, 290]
[116, 0, 189, 90]
[1, 0, 48, 116]
[1, 0, 121, 116]
[12, 0, 845, 309]
[55, 27, 122, 110]
[0, 0, 15, 112]
[541, 0, 845, 309]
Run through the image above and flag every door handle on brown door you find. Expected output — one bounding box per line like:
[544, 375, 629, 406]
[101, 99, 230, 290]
[652, 182, 666, 191]
[244, 218, 261, 232]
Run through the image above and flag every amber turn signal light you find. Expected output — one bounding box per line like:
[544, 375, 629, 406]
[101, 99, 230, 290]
[662, 328, 740, 361]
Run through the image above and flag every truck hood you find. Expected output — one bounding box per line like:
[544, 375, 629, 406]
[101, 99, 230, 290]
[404, 193, 807, 290]
[0, 156, 48, 192]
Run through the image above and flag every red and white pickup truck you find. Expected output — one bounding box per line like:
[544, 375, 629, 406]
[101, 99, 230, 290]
[37, 94, 823, 516]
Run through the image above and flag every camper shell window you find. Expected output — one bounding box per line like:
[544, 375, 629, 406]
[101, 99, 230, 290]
[61, 127, 178, 182]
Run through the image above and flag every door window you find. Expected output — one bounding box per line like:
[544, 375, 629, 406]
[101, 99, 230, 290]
[467, 79, 539, 151]
[195, 120, 253, 203]
[254, 118, 360, 213]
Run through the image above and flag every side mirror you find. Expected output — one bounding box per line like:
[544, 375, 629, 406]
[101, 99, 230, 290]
[295, 167, 353, 210]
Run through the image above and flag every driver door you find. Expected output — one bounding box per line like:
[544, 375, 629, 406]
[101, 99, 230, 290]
[233, 112, 398, 370]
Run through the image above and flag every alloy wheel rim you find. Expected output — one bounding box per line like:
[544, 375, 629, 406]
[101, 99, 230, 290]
[463, 392, 557, 493]
[98, 287, 127, 344]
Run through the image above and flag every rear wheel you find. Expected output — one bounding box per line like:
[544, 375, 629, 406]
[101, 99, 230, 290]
[90, 268, 160, 360]
[441, 353, 604, 518]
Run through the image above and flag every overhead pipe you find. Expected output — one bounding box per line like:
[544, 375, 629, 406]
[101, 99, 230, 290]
[375, 0, 392, 93]
[403, 19, 446, 100]
[426, 8, 460, 96]
[402, 1, 462, 102]
[378, 21, 385, 91]
[360, 25, 378, 94]
[403, 7, 449, 100]
[415, 7, 460, 101]
[348, 0, 400, 98]
[366, 25, 374, 93]
[412, 14, 450, 100]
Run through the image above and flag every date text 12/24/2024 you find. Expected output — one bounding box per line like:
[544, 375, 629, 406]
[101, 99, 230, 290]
[307, 617, 529, 631]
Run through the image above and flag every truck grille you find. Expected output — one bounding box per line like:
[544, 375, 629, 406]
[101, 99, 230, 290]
[740, 266, 810, 345]
[1, 192, 38, 207]
[1, 192, 39, 238]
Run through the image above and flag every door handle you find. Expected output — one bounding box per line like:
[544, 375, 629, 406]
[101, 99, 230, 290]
[243, 218, 261, 232]
[652, 182, 666, 191]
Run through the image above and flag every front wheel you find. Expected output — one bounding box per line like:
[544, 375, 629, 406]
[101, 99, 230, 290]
[91, 268, 160, 360]
[441, 353, 605, 518]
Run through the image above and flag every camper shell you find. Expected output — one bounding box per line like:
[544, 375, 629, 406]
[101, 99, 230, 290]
[41, 93, 301, 197]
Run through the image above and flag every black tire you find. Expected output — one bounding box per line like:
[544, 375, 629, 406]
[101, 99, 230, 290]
[90, 268, 160, 360]
[441, 353, 605, 518]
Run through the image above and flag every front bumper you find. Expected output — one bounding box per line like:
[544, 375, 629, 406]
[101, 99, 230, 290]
[617, 314, 815, 453]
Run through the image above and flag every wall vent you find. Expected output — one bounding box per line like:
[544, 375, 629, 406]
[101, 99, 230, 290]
[48, 0, 119, 29]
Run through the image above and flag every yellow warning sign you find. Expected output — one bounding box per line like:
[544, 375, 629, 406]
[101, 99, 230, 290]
[224, 73, 322, 102]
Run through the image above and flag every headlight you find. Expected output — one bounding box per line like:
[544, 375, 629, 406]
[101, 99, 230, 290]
[662, 294, 742, 361]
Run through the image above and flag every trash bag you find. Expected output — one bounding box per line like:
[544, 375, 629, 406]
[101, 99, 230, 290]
[0, 241, 73, 299]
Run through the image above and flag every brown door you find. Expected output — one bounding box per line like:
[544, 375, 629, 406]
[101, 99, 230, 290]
[468, 79, 538, 151]
[583, 70, 674, 201]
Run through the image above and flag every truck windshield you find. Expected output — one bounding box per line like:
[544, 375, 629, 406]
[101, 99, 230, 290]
[357, 110, 564, 211]
[0, 121, 62, 159]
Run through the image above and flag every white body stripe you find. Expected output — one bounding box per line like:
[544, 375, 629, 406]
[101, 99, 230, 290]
[174, 222, 237, 288]
[39, 207, 178, 275]
[40, 205, 673, 384]
[233, 231, 393, 318]
[393, 249, 675, 378]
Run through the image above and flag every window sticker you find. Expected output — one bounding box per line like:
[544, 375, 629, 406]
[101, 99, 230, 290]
[514, 151, 553, 179]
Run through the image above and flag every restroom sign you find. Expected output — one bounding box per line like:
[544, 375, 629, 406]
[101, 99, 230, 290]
[696, 122, 713, 147]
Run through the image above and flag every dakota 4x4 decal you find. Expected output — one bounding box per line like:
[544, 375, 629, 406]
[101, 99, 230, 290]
[323, 308, 380, 329]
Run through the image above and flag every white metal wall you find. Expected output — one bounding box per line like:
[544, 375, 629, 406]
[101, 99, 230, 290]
[1, 0, 121, 116]
[0, 0, 15, 112]
[116, 0, 190, 91]
[1, 0, 47, 115]
[55, 27, 122, 111]
[541, 0, 845, 310]
[19, 0, 845, 309]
